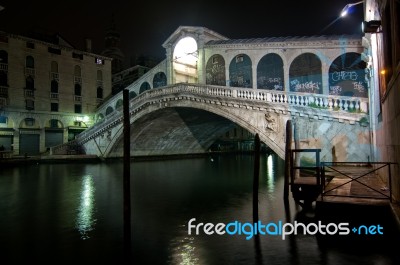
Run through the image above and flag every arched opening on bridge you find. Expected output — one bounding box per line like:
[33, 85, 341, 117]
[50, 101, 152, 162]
[173, 37, 198, 84]
[257, 53, 284, 90]
[229, 54, 253, 88]
[106, 106, 114, 116]
[129, 91, 137, 99]
[328, 52, 367, 98]
[139, 82, 151, 94]
[107, 107, 275, 157]
[115, 99, 123, 110]
[153, 72, 167, 88]
[289, 53, 322, 94]
[206, 54, 226, 86]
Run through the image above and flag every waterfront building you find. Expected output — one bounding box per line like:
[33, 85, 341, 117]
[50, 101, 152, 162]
[365, 0, 400, 201]
[0, 31, 112, 155]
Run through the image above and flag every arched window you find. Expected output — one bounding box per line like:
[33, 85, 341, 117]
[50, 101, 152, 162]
[289, 53, 322, 94]
[129, 91, 137, 99]
[26, 56, 34, 68]
[206, 54, 226, 86]
[139, 82, 151, 94]
[153, 72, 167, 88]
[329, 52, 367, 97]
[97, 87, 103, 99]
[115, 99, 123, 110]
[229, 54, 253, 88]
[74, 83, 81, 96]
[257, 53, 284, 90]
[105, 106, 114, 116]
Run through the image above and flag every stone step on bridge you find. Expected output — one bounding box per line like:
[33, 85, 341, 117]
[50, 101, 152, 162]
[51, 83, 370, 161]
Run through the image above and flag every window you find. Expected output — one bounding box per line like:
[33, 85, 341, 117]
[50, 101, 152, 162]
[48, 47, 61, 55]
[0, 33, 8, 43]
[0, 115, 7, 124]
[25, 118, 35, 126]
[72, 53, 83, 60]
[51, 102, 58, 112]
[0, 50, 8, 64]
[0, 72, 7, 86]
[51, 80, 58, 93]
[51, 61, 58, 72]
[97, 70, 103, 81]
[74, 104, 82, 113]
[97, 87, 103, 99]
[25, 100, 34, 110]
[74, 84, 81, 96]
[95, 58, 104, 65]
[74, 65, 81, 76]
[26, 56, 35, 68]
[26, 76, 34, 90]
[26, 42, 35, 49]
[50, 119, 59, 128]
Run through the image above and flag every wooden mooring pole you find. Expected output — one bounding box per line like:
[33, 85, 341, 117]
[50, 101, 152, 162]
[284, 120, 292, 202]
[123, 89, 131, 255]
[253, 133, 260, 224]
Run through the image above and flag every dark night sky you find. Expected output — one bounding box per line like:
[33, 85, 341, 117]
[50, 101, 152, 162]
[0, 0, 364, 65]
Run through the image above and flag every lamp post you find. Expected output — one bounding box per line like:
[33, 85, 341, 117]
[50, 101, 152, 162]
[340, 1, 363, 17]
[319, 1, 364, 34]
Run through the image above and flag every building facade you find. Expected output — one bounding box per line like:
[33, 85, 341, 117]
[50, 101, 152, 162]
[365, 0, 400, 201]
[0, 32, 112, 155]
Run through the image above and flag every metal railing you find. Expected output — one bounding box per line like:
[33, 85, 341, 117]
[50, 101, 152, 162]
[320, 162, 395, 202]
[290, 148, 321, 186]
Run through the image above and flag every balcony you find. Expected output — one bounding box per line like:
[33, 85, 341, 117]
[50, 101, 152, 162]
[0, 86, 8, 97]
[24, 89, 35, 98]
[50, 72, 59, 80]
[0, 97, 6, 109]
[50, 92, 59, 100]
[74, 76, 82, 84]
[74, 95, 82, 102]
[0, 63, 8, 72]
[25, 67, 35, 77]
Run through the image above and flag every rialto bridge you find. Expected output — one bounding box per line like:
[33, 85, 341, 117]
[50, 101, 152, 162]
[52, 26, 374, 162]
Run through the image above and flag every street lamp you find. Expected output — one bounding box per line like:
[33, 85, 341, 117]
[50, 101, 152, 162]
[319, 1, 364, 34]
[340, 1, 363, 17]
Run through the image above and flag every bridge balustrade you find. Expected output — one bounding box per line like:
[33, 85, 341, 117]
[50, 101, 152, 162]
[51, 83, 369, 155]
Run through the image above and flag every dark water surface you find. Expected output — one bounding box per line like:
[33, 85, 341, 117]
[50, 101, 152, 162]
[0, 154, 399, 265]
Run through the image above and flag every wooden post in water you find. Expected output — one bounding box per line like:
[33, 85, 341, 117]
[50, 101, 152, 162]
[253, 133, 260, 224]
[284, 120, 292, 202]
[123, 89, 131, 253]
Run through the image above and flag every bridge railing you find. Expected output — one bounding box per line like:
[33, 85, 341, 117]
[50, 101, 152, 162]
[68, 83, 369, 147]
[129, 83, 368, 113]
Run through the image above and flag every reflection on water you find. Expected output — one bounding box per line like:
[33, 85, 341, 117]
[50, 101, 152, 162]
[76, 174, 96, 240]
[169, 236, 199, 265]
[266, 154, 275, 194]
[0, 154, 399, 265]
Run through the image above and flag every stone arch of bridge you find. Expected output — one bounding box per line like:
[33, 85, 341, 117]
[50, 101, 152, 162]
[101, 99, 287, 159]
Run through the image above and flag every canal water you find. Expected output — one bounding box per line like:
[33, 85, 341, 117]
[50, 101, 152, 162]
[0, 154, 399, 265]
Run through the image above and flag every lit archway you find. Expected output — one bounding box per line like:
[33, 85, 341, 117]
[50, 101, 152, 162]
[173, 37, 198, 83]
